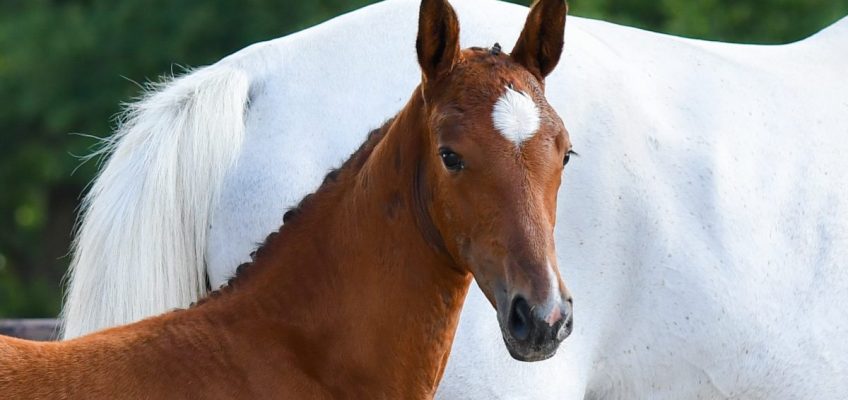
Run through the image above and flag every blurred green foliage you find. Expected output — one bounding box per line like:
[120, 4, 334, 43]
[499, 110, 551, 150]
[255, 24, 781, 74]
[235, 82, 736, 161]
[576, 0, 847, 43]
[0, 0, 846, 318]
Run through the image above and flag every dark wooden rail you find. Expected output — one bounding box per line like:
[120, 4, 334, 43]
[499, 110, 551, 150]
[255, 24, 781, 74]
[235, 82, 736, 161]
[0, 319, 60, 341]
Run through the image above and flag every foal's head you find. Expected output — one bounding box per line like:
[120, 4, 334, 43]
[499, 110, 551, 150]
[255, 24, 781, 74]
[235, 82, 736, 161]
[416, 0, 572, 361]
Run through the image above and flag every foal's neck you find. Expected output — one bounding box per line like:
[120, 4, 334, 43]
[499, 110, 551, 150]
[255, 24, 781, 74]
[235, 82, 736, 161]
[199, 90, 472, 397]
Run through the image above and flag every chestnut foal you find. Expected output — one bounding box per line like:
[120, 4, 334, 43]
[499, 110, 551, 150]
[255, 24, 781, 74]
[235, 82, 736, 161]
[0, 0, 573, 398]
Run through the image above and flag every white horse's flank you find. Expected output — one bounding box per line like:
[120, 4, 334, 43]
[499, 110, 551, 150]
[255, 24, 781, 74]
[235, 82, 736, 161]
[63, 0, 848, 398]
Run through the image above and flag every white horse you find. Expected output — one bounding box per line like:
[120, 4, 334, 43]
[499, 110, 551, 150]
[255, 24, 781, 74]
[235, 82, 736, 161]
[62, 0, 848, 398]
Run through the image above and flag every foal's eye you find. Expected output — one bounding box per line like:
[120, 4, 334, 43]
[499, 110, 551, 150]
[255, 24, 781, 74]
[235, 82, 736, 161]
[563, 150, 577, 166]
[439, 147, 464, 171]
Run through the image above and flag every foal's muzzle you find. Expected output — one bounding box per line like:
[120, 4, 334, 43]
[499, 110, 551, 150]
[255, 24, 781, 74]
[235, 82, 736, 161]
[502, 295, 572, 362]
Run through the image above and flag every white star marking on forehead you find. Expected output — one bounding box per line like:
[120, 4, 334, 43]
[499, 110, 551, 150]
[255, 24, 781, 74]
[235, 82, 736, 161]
[491, 86, 541, 146]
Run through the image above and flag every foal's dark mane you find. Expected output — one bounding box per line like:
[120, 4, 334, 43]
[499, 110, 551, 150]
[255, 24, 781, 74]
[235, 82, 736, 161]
[191, 118, 395, 308]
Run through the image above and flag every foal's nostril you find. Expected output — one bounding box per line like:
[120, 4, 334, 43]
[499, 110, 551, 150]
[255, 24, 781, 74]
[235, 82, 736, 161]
[508, 297, 532, 342]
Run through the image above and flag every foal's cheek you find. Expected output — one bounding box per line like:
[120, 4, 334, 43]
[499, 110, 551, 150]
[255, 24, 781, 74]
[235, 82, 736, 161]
[546, 174, 562, 222]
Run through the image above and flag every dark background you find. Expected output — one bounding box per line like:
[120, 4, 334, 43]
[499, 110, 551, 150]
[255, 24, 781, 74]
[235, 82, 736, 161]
[1, 0, 846, 317]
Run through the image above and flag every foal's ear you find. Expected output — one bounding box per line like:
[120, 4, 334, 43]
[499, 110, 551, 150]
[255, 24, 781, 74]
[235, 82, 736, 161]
[511, 0, 568, 82]
[416, 0, 461, 82]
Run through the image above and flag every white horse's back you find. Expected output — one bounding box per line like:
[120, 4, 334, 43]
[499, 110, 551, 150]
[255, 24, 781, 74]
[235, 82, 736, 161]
[64, 0, 848, 397]
[556, 13, 848, 399]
